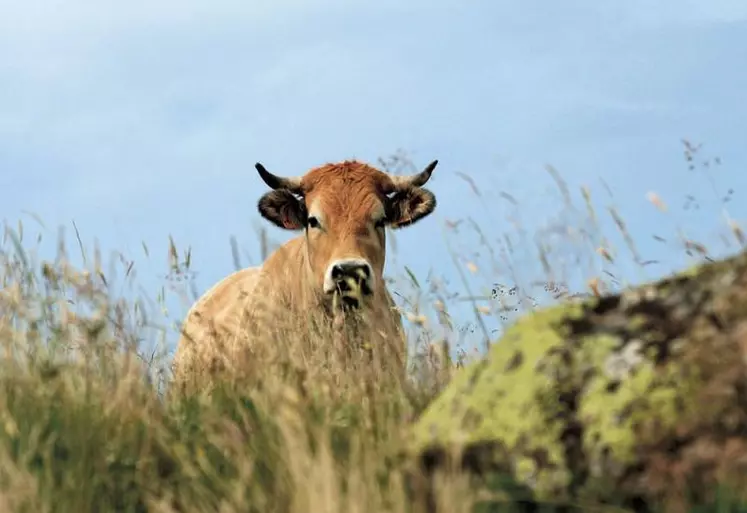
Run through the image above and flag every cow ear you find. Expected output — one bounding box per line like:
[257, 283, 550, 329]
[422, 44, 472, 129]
[257, 190, 307, 230]
[386, 188, 436, 229]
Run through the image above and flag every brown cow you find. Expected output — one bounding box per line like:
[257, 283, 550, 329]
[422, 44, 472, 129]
[171, 159, 438, 392]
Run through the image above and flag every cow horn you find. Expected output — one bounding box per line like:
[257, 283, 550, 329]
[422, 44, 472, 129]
[388, 160, 438, 191]
[255, 163, 303, 194]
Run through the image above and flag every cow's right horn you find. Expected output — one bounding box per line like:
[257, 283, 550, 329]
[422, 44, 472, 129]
[255, 163, 303, 194]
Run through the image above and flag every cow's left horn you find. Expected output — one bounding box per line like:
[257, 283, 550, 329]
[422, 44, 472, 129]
[255, 163, 303, 194]
[388, 160, 438, 191]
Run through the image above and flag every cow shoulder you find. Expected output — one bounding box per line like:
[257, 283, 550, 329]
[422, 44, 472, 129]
[177, 266, 261, 348]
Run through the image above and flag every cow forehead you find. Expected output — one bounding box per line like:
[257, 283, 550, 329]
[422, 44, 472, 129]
[301, 161, 389, 188]
[301, 161, 389, 217]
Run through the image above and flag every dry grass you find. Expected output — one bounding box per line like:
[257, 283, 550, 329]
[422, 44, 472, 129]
[0, 142, 744, 512]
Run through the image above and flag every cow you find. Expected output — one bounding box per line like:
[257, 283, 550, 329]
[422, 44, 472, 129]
[170, 159, 439, 394]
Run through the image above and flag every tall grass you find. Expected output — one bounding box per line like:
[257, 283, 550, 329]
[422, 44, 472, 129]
[0, 142, 743, 512]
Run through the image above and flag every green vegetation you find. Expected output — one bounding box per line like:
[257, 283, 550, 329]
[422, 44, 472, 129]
[0, 145, 745, 512]
[411, 248, 747, 511]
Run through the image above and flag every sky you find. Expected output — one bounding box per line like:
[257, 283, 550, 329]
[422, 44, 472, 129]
[2, 0, 747, 362]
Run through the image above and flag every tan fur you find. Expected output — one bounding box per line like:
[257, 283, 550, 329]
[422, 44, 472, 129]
[299, 161, 393, 290]
[171, 160, 437, 392]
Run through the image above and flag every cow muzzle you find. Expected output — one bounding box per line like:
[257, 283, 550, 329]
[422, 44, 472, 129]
[323, 259, 374, 309]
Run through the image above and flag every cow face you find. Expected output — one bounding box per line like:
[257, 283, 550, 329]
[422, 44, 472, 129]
[256, 160, 438, 308]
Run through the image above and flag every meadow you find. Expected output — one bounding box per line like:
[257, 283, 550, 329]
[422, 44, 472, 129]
[0, 144, 743, 512]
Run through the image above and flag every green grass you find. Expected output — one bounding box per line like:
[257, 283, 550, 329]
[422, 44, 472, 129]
[0, 236, 464, 512]
[0, 143, 744, 512]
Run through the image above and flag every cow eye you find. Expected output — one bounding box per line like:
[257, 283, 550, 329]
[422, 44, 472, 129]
[307, 216, 321, 229]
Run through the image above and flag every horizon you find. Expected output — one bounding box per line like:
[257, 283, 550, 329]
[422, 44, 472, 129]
[2, 1, 747, 362]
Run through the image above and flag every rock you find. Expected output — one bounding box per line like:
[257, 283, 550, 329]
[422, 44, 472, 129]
[408, 249, 747, 512]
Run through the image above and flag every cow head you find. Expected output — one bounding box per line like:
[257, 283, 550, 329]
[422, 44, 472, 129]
[255, 160, 438, 309]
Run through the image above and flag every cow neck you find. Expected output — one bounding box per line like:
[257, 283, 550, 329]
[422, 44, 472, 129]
[259, 235, 316, 313]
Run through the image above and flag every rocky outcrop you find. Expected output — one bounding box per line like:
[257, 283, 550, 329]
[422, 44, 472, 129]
[409, 249, 747, 512]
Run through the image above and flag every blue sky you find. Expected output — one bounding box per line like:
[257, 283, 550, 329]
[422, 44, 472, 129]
[2, 1, 747, 361]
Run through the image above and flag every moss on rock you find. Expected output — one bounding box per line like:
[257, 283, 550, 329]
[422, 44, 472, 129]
[409, 249, 747, 511]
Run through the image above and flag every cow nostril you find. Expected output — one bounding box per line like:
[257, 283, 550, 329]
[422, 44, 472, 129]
[330, 261, 371, 282]
[352, 265, 371, 280]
